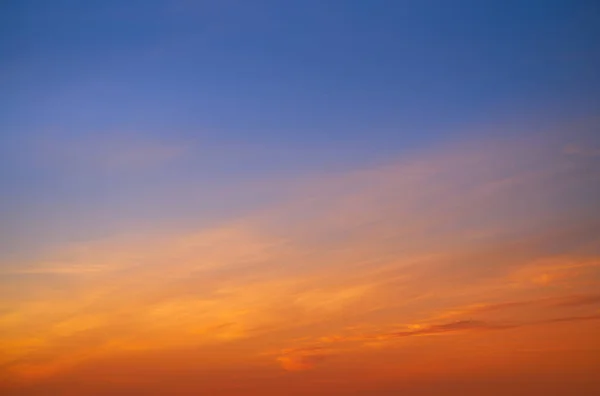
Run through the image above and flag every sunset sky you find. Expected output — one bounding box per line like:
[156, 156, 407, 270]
[1, 1, 600, 395]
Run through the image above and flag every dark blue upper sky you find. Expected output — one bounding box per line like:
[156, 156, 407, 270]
[2, 0, 598, 143]
[1, 0, 599, 254]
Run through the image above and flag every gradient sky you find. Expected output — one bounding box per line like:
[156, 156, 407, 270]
[1, 1, 600, 395]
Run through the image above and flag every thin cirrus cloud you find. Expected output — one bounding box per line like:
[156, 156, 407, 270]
[1, 131, 600, 393]
[273, 293, 600, 362]
[277, 347, 332, 372]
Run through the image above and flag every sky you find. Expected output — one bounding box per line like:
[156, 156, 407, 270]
[1, 1, 600, 395]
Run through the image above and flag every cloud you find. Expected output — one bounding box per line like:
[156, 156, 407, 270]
[334, 319, 515, 344]
[268, 320, 517, 370]
[509, 256, 600, 287]
[275, 312, 600, 368]
[277, 347, 331, 371]
[433, 301, 534, 321]
[537, 314, 600, 325]
[293, 285, 371, 313]
[385, 320, 514, 338]
[551, 294, 600, 308]
[3, 133, 600, 384]
[432, 292, 600, 322]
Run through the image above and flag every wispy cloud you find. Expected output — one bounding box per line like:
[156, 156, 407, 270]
[272, 313, 600, 370]
[432, 292, 600, 322]
[537, 313, 600, 324]
[2, 134, 599, 385]
[385, 320, 515, 338]
[277, 347, 332, 371]
[551, 294, 600, 307]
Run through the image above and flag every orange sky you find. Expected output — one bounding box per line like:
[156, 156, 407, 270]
[2, 133, 600, 395]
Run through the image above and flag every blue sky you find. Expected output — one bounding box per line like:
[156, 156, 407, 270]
[2, 3, 600, 395]
[1, 0, 599, 255]
[3, 0, 598, 139]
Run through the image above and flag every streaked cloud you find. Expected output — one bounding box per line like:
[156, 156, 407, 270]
[2, 133, 599, 390]
[277, 347, 332, 371]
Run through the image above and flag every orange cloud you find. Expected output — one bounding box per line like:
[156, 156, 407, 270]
[277, 347, 332, 371]
[2, 133, 600, 393]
